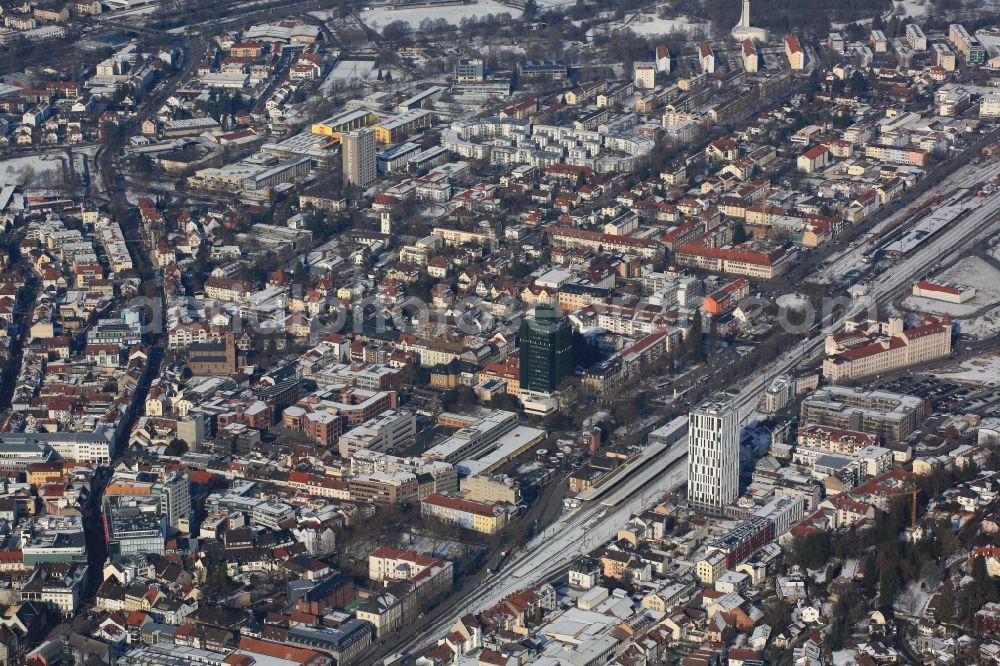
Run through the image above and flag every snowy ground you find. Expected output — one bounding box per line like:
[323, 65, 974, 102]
[811, 237, 882, 286]
[832, 649, 860, 666]
[931, 353, 1000, 384]
[587, 11, 706, 40]
[891, 0, 931, 18]
[620, 14, 706, 37]
[405, 533, 485, 560]
[959, 304, 1000, 339]
[360, 0, 515, 28]
[895, 582, 933, 618]
[775, 293, 811, 311]
[326, 59, 378, 82]
[840, 558, 858, 581]
[807, 566, 829, 584]
[904, 295, 984, 318]
[901, 256, 1000, 318]
[0, 152, 66, 187]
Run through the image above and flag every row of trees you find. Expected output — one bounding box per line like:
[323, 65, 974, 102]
[699, 0, 891, 37]
[935, 555, 1000, 628]
[13, 164, 83, 198]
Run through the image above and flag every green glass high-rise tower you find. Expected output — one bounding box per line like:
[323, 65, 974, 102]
[519, 305, 573, 394]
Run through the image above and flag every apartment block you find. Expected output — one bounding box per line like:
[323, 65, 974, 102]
[420, 494, 509, 533]
[800, 386, 928, 445]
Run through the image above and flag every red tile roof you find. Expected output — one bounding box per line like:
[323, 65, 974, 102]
[370, 547, 446, 568]
[236, 637, 326, 664]
[802, 144, 829, 160]
[422, 493, 499, 517]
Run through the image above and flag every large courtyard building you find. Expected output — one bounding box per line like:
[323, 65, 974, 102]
[800, 386, 928, 446]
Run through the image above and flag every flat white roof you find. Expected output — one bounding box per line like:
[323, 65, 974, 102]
[457, 424, 546, 476]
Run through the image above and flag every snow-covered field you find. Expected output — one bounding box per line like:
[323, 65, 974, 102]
[959, 304, 1000, 339]
[621, 14, 707, 37]
[891, 0, 930, 18]
[0, 153, 65, 186]
[587, 11, 706, 41]
[901, 256, 1000, 318]
[931, 353, 1000, 384]
[327, 59, 378, 82]
[360, 0, 514, 28]
[904, 296, 982, 318]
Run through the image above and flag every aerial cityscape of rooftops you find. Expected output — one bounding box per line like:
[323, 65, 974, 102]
[1, 0, 1000, 663]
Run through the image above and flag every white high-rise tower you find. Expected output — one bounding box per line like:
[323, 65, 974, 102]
[731, 0, 768, 42]
[687, 400, 740, 511]
[342, 127, 376, 189]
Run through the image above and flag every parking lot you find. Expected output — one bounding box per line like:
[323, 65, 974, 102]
[876, 374, 1000, 417]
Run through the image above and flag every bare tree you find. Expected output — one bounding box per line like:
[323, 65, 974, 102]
[18, 165, 38, 190]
